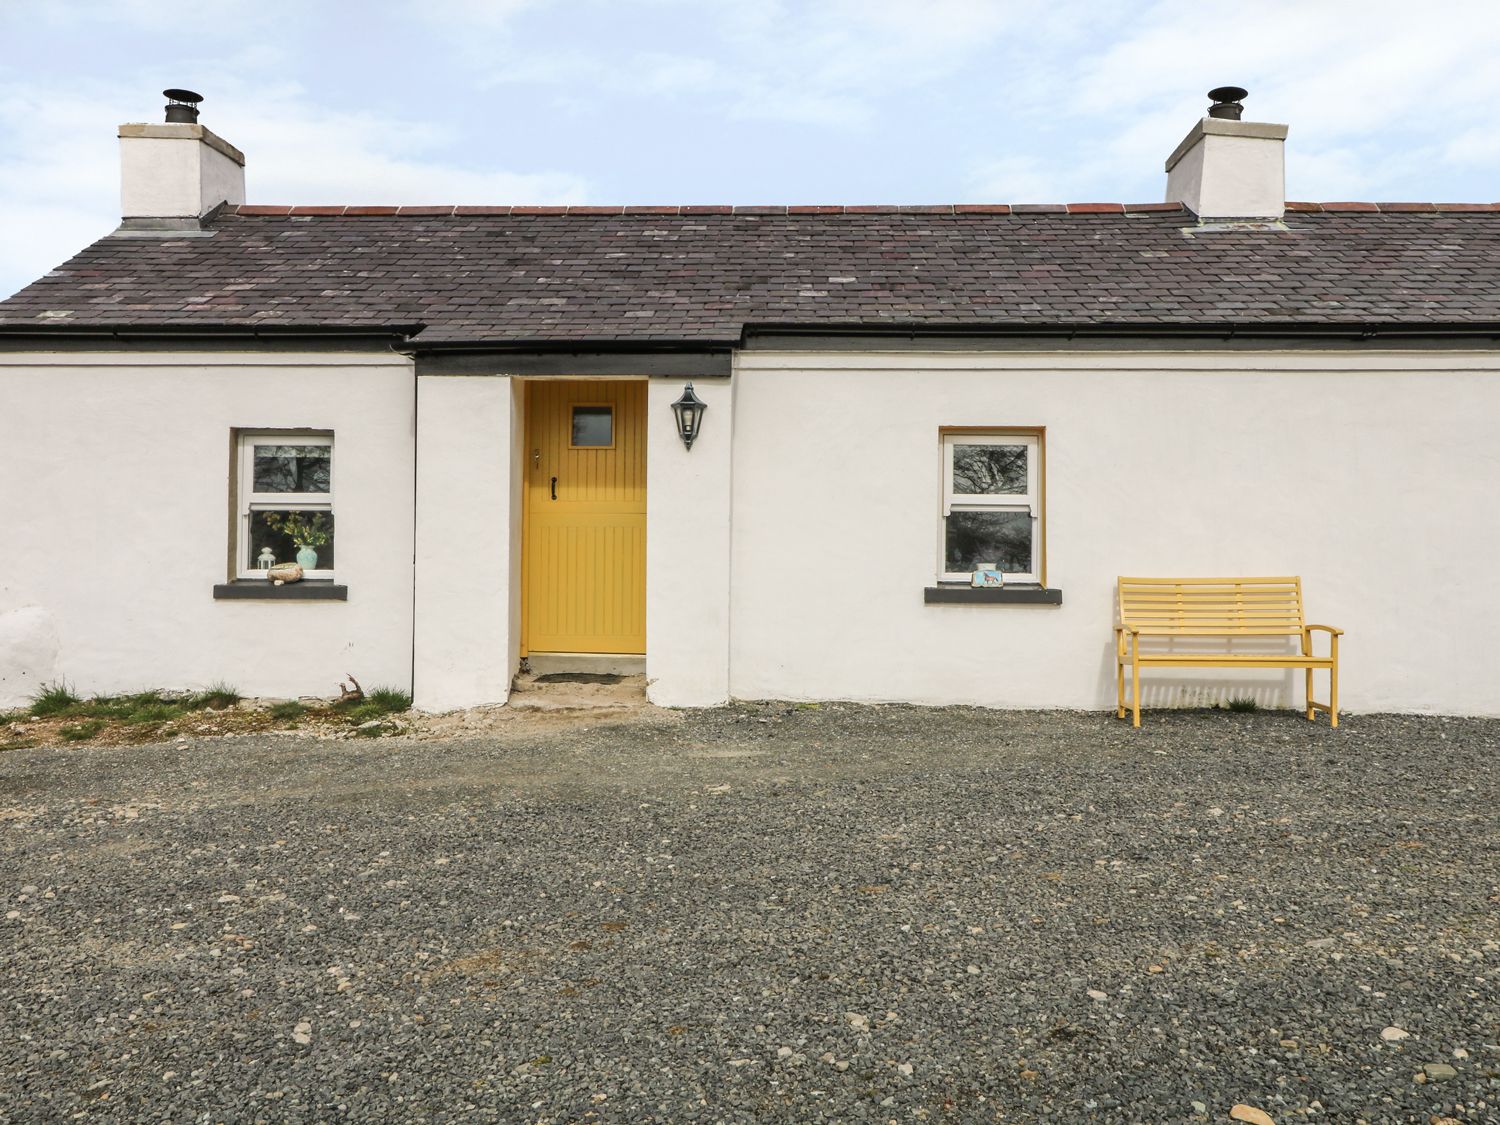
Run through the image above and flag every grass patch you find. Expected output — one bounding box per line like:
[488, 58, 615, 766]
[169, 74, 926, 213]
[31, 682, 80, 717]
[339, 687, 412, 724]
[13, 680, 408, 749]
[1226, 696, 1259, 713]
[192, 682, 242, 710]
[75, 693, 183, 723]
[29, 686, 244, 727]
[27, 687, 228, 732]
[367, 687, 413, 714]
[120, 701, 188, 725]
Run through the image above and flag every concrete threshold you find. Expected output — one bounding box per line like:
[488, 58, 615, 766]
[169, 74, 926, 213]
[526, 652, 646, 677]
[508, 671, 648, 712]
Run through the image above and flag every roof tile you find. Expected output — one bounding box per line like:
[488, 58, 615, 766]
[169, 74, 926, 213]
[7, 207, 1500, 343]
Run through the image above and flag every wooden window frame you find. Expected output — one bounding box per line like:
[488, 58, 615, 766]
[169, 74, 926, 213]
[938, 427, 1046, 586]
[568, 403, 616, 450]
[234, 431, 335, 580]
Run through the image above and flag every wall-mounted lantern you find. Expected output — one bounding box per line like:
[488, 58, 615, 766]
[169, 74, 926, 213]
[671, 383, 707, 450]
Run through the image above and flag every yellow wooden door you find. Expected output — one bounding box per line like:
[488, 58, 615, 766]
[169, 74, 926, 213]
[523, 380, 647, 654]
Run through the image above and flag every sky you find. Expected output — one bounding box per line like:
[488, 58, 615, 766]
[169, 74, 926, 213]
[2, 0, 1499, 298]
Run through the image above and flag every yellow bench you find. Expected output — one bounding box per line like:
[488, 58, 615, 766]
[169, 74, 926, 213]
[1115, 576, 1342, 728]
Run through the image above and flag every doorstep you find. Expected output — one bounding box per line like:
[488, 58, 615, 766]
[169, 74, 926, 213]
[526, 652, 646, 677]
[508, 671, 648, 712]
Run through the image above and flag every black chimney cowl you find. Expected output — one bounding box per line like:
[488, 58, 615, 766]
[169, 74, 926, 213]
[1207, 86, 1248, 120]
[163, 88, 203, 123]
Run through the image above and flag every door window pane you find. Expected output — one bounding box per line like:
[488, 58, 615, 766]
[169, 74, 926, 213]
[945, 510, 1032, 573]
[571, 406, 613, 447]
[253, 444, 331, 493]
[951, 444, 1027, 495]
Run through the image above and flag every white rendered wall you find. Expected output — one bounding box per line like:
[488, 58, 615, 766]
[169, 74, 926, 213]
[729, 350, 1500, 716]
[413, 376, 521, 711]
[118, 124, 246, 219]
[0, 352, 414, 706]
[646, 377, 733, 707]
[1164, 118, 1287, 219]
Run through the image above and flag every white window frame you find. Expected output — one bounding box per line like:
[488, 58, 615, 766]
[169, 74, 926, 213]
[938, 430, 1041, 584]
[236, 432, 335, 580]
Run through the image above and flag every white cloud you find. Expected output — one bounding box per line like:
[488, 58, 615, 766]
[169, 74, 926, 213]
[962, 156, 1064, 203]
[406, 0, 549, 26]
[218, 87, 589, 205]
[7, 0, 1500, 299]
[0, 79, 589, 299]
[474, 0, 1105, 127]
[1032, 0, 1500, 201]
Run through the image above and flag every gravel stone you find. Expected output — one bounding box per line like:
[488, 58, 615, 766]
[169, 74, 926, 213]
[1, 705, 1498, 1122]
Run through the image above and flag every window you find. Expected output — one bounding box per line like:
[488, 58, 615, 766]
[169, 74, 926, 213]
[236, 432, 335, 578]
[940, 430, 1043, 584]
[570, 405, 614, 448]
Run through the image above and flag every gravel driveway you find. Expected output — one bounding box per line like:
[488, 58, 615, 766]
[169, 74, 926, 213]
[3, 704, 1498, 1123]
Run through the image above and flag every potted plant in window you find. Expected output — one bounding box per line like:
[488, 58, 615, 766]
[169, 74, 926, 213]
[264, 512, 331, 571]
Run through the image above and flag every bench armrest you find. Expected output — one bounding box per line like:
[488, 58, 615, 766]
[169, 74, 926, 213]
[1303, 624, 1344, 636]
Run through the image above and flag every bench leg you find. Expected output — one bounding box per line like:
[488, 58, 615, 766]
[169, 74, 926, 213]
[1131, 652, 1142, 729]
[1305, 665, 1315, 722]
[1116, 658, 1126, 719]
[1328, 640, 1339, 728]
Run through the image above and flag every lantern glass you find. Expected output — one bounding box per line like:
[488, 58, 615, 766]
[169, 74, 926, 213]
[671, 383, 708, 450]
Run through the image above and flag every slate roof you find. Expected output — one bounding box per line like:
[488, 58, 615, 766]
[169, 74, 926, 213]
[4, 201, 1500, 345]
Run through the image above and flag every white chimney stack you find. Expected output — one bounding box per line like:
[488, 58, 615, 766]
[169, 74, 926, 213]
[1165, 87, 1287, 220]
[119, 90, 245, 223]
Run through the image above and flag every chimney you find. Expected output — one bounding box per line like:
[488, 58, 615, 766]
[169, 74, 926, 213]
[118, 90, 245, 224]
[1164, 87, 1287, 220]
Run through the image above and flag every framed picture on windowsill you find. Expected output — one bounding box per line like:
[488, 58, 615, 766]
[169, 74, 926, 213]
[971, 567, 1005, 589]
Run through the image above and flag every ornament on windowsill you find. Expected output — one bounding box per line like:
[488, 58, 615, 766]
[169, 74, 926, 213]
[257, 547, 277, 571]
[970, 564, 1004, 589]
[266, 562, 303, 585]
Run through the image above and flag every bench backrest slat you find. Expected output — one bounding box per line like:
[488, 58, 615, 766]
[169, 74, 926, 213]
[1118, 576, 1305, 636]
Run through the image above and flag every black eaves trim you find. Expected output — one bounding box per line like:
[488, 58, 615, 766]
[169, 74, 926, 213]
[0, 324, 426, 353]
[213, 580, 348, 601]
[924, 585, 1063, 606]
[411, 347, 733, 377]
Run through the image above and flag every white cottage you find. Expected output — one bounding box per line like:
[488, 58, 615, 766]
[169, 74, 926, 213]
[3, 88, 1498, 716]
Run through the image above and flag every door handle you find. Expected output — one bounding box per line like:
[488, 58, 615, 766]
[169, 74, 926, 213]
[550, 475, 557, 501]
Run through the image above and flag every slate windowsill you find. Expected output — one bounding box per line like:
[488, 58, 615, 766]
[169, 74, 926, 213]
[213, 580, 348, 601]
[924, 585, 1062, 606]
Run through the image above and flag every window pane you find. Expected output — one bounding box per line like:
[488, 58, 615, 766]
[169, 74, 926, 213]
[253, 444, 331, 493]
[249, 510, 335, 571]
[951, 443, 1027, 495]
[571, 406, 613, 447]
[945, 510, 1032, 573]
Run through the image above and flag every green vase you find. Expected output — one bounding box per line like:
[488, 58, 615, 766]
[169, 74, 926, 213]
[296, 546, 318, 570]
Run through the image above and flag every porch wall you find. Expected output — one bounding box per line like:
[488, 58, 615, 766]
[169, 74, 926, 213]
[0, 351, 416, 707]
[727, 350, 1500, 716]
[412, 375, 523, 712]
[646, 376, 734, 707]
